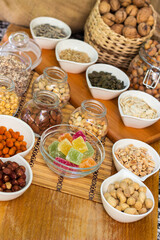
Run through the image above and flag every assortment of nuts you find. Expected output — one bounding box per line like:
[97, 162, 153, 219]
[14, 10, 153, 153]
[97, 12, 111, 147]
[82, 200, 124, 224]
[0, 55, 31, 96]
[0, 86, 19, 116]
[59, 49, 91, 63]
[88, 71, 125, 90]
[129, 39, 160, 101]
[99, 0, 155, 38]
[0, 160, 26, 192]
[104, 178, 153, 214]
[0, 126, 27, 158]
[32, 75, 70, 108]
[68, 107, 108, 140]
[120, 96, 158, 119]
[114, 144, 155, 177]
[21, 91, 62, 136]
[33, 24, 67, 39]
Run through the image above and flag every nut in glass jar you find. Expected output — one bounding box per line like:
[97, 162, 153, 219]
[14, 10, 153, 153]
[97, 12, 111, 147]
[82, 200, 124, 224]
[32, 66, 70, 108]
[0, 76, 19, 116]
[68, 100, 108, 140]
[21, 90, 62, 137]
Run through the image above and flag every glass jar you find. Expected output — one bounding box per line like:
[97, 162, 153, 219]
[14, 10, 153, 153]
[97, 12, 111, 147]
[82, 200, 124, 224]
[68, 100, 108, 140]
[0, 51, 32, 96]
[128, 39, 160, 101]
[32, 66, 70, 108]
[0, 75, 19, 116]
[1, 32, 41, 70]
[21, 90, 62, 137]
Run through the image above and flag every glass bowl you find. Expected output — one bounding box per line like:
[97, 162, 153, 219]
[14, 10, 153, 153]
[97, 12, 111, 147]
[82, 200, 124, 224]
[40, 124, 105, 178]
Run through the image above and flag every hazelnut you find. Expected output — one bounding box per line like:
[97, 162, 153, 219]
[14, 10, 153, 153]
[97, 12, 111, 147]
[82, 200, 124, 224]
[16, 167, 24, 177]
[10, 172, 17, 179]
[11, 162, 19, 170]
[18, 177, 26, 187]
[3, 175, 10, 182]
[3, 167, 12, 175]
[5, 182, 12, 190]
[11, 179, 18, 185]
[12, 185, 21, 192]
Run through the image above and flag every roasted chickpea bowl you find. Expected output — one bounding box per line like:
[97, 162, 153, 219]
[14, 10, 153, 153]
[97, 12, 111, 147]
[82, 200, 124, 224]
[100, 169, 155, 223]
[0, 115, 35, 159]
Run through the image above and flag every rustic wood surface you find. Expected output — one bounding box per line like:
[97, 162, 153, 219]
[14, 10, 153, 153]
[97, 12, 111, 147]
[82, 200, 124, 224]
[0, 24, 159, 240]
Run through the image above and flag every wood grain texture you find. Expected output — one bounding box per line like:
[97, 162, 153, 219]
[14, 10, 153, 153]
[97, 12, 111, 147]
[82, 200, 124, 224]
[0, 24, 159, 240]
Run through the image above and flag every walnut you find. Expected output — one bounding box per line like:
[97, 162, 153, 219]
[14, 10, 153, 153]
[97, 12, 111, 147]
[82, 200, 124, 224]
[110, 0, 120, 12]
[138, 23, 151, 36]
[147, 15, 154, 26]
[99, 1, 111, 15]
[111, 24, 124, 34]
[126, 5, 138, 17]
[124, 16, 137, 27]
[115, 8, 127, 24]
[102, 13, 116, 26]
[122, 26, 139, 38]
[119, 0, 131, 7]
[133, 0, 145, 8]
[137, 7, 153, 24]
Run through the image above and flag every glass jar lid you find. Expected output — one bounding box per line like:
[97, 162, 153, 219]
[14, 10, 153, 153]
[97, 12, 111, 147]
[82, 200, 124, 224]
[1, 32, 42, 70]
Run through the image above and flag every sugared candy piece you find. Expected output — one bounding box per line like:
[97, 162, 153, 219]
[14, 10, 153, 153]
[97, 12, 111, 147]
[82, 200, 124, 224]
[48, 141, 66, 159]
[73, 131, 86, 141]
[79, 157, 96, 168]
[58, 133, 73, 143]
[55, 157, 78, 167]
[58, 138, 72, 156]
[66, 148, 83, 165]
[72, 136, 88, 153]
[83, 141, 94, 159]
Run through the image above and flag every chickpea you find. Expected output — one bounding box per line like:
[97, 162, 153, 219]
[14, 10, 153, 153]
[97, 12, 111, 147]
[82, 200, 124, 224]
[127, 197, 136, 206]
[145, 198, 153, 209]
[139, 186, 147, 193]
[138, 208, 147, 214]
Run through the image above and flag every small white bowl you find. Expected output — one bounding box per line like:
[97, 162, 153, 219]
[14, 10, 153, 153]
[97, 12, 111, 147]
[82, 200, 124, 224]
[0, 155, 33, 201]
[55, 39, 98, 73]
[112, 138, 160, 181]
[86, 64, 130, 100]
[100, 169, 155, 223]
[118, 90, 160, 128]
[0, 115, 35, 159]
[30, 17, 72, 49]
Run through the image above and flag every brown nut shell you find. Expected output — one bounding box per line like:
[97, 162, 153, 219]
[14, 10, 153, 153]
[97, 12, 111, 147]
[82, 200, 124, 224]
[119, 0, 131, 7]
[102, 13, 116, 26]
[138, 23, 151, 36]
[110, 0, 120, 12]
[122, 26, 139, 38]
[99, 1, 111, 14]
[124, 16, 137, 27]
[126, 5, 138, 17]
[137, 7, 153, 24]
[147, 15, 154, 26]
[115, 8, 127, 24]
[111, 24, 124, 34]
[133, 0, 145, 8]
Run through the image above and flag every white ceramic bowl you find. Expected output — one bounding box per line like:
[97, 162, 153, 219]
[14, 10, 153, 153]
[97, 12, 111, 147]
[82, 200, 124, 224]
[0, 115, 35, 159]
[100, 169, 155, 223]
[30, 17, 71, 49]
[112, 138, 160, 181]
[0, 155, 33, 201]
[86, 64, 130, 100]
[55, 39, 98, 73]
[118, 90, 160, 128]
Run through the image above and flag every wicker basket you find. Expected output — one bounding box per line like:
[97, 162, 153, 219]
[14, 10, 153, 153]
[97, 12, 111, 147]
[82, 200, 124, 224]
[84, 0, 157, 69]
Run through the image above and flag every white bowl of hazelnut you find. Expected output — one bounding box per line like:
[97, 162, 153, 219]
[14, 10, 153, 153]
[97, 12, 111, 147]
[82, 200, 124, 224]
[0, 155, 33, 201]
[118, 90, 160, 128]
[100, 169, 155, 223]
[112, 138, 160, 181]
[55, 39, 98, 73]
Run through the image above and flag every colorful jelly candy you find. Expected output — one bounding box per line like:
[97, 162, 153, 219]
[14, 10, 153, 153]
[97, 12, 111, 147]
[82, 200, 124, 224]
[58, 133, 73, 143]
[58, 138, 72, 156]
[55, 157, 78, 171]
[73, 130, 86, 141]
[48, 141, 66, 159]
[66, 148, 83, 165]
[83, 141, 94, 159]
[79, 157, 96, 168]
[72, 136, 88, 153]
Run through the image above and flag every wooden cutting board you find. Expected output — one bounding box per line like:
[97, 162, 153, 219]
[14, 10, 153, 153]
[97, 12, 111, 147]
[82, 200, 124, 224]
[3, 24, 160, 144]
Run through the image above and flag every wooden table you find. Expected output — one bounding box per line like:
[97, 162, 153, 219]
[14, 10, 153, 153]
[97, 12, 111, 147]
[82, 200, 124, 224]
[0, 24, 159, 240]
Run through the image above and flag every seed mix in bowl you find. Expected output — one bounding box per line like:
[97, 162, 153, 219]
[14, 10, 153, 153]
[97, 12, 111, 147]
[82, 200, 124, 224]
[33, 24, 67, 39]
[115, 144, 155, 177]
[59, 49, 91, 63]
[120, 96, 158, 119]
